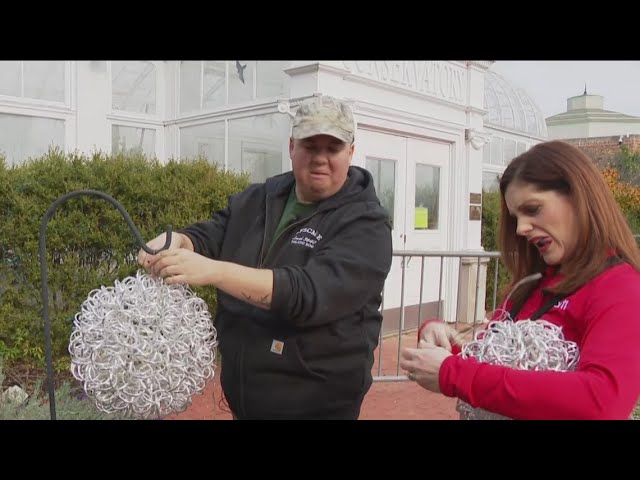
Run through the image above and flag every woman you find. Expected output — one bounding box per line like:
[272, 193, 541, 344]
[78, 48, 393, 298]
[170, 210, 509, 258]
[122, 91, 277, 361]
[400, 140, 640, 419]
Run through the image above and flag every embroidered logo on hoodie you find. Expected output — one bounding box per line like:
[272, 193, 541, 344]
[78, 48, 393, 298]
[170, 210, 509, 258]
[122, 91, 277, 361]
[291, 228, 323, 249]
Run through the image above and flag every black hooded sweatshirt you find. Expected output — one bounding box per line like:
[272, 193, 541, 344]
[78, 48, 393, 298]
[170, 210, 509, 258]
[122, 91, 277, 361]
[180, 166, 393, 419]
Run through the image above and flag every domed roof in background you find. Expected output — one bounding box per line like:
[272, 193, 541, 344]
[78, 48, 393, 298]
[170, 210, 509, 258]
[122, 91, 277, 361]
[484, 70, 548, 138]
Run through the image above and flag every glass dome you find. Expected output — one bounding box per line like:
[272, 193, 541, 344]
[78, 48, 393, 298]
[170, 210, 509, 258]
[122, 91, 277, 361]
[484, 70, 547, 138]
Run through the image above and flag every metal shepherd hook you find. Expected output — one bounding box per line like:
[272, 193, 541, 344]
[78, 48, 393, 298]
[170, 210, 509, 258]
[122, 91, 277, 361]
[39, 189, 173, 420]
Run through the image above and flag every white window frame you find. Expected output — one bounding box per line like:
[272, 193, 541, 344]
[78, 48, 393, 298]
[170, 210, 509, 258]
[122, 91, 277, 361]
[107, 61, 160, 121]
[109, 118, 161, 160]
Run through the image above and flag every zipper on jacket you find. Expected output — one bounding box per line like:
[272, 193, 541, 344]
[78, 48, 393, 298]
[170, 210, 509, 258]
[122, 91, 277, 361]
[259, 211, 321, 268]
[257, 193, 272, 267]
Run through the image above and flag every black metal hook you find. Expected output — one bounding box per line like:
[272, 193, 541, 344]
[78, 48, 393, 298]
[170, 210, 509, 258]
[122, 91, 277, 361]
[39, 189, 172, 420]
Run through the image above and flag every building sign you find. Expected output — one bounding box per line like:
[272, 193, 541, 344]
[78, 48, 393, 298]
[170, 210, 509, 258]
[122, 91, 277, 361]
[342, 61, 466, 104]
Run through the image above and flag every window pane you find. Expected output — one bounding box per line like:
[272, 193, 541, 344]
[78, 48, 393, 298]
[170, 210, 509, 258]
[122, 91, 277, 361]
[179, 122, 225, 165]
[112, 61, 156, 114]
[112, 125, 156, 158]
[482, 171, 500, 192]
[228, 114, 287, 183]
[366, 158, 395, 228]
[490, 136, 503, 166]
[483, 137, 491, 165]
[415, 164, 440, 230]
[228, 60, 254, 105]
[202, 61, 226, 110]
[23, 61, 65, 102]
[180, 61, 202, 114]
[503, 139, 516, 166]
[0, 61, 21, 97]
[0, 113, 64, 166]
[256, 61, 290, 98]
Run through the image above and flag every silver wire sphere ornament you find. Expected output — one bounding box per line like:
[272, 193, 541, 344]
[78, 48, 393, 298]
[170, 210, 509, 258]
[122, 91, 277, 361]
[68, 270, 218, 419]
[456, 318, 579, 420]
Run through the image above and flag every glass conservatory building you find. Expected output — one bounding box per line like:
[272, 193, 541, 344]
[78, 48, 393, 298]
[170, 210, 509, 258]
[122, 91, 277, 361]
[482, 69, 548, 191]
[0, 60, 545, 327]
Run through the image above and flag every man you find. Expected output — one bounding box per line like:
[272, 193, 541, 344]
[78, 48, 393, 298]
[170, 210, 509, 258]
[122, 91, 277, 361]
[139, 95, 393, 419]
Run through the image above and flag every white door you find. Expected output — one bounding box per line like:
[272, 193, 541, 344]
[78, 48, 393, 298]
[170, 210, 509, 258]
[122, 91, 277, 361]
[403, 138, 451, 322]
[357, 129, 451, 331]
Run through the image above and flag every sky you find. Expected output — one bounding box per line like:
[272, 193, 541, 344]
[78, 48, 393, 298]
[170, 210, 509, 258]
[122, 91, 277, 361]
[490, 61, 640, 119]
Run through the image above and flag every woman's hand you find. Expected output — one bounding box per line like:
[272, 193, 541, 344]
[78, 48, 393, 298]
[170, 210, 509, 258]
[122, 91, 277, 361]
[418, 320, 460, 352]
[400, 340, 452, 393]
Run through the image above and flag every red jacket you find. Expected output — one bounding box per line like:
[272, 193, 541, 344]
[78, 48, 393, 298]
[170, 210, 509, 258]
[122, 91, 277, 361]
[438, 262, 640, 419]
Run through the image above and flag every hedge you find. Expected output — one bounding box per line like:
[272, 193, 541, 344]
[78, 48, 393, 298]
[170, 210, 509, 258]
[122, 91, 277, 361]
[0, 148, 249, 371]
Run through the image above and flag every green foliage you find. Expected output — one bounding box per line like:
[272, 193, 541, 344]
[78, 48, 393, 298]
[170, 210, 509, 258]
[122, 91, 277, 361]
[481, 190, 511, 313]
[613, 145, 640, 186]
[0, 147, 249, 371]
[0, 359, 127, 419]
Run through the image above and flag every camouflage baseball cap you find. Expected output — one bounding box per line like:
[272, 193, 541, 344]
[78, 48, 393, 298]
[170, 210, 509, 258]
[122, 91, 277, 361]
[292, 95, 355, 144]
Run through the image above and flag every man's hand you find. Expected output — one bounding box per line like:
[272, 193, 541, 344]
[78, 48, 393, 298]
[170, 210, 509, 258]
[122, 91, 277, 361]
[138, 232, 193, 271]
[147, 248, 215, 286]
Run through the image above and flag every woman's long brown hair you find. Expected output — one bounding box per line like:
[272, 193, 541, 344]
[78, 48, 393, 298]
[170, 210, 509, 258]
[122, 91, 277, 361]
[498, 140, 640, 307]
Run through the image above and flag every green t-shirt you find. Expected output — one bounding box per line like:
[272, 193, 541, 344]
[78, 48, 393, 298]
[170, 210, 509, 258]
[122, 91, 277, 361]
[268, 186, 318, 252]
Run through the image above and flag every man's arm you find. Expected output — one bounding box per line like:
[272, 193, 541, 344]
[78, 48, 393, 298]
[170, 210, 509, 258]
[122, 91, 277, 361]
[270, 206, 393, 328]
[211, 261, 274, 309]
[148, 249, 274, 310]
[179, 205, 229, 260]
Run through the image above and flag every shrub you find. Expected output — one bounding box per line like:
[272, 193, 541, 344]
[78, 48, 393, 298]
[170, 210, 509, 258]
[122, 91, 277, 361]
[0, 148, 249, 372]
[0, 358, 128, 419]
[481, 190, 510, 313]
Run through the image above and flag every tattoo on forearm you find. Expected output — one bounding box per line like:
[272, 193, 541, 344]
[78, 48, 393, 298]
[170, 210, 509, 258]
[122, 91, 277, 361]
[241, 292, 271, 307]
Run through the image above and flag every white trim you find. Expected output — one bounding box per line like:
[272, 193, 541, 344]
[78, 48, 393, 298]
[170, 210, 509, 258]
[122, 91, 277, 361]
[283, 62, 326, 76]
[65, 61, 73, 108]
[224, 119, 229, 168]
[0, 100, 73, 119]
[484, 122, 548, 142]
[109, 118, 161, 130]
[169, 98, 285, 126]
[465, 61, 494, 70]
[353, 100, 466, 139]
[342, 73, 468, 110]
[465, 105, 488, 115]
[19, 61, 25, 96]
[106, 61, 113, 120]
[200, 61, 204, 110]
[225, 61, 229, 104]
[106, 114, 164, 126]
[0, 95, 70, 114]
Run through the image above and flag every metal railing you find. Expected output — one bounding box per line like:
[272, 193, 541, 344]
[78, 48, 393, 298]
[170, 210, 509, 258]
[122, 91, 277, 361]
[373, 250, 502, 382]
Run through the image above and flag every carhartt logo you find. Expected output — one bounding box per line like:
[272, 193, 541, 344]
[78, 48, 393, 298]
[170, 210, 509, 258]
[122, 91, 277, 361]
[291, 227, 323, 249]
[555, 299, 569, 311]
[270, 339, 284, 355]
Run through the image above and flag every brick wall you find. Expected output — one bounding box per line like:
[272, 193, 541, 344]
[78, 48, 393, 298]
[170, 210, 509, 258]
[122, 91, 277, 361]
[563, 135, 640, 168]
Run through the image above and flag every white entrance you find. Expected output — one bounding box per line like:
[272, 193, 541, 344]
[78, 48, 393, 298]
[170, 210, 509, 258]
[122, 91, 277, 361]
[356, 128, 453, 333]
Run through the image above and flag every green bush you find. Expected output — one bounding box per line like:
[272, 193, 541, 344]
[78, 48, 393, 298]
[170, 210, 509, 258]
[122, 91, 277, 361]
[481, 190, 511, 313]
[0, 358, 129, 419]
[0, 148, 249, 372]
